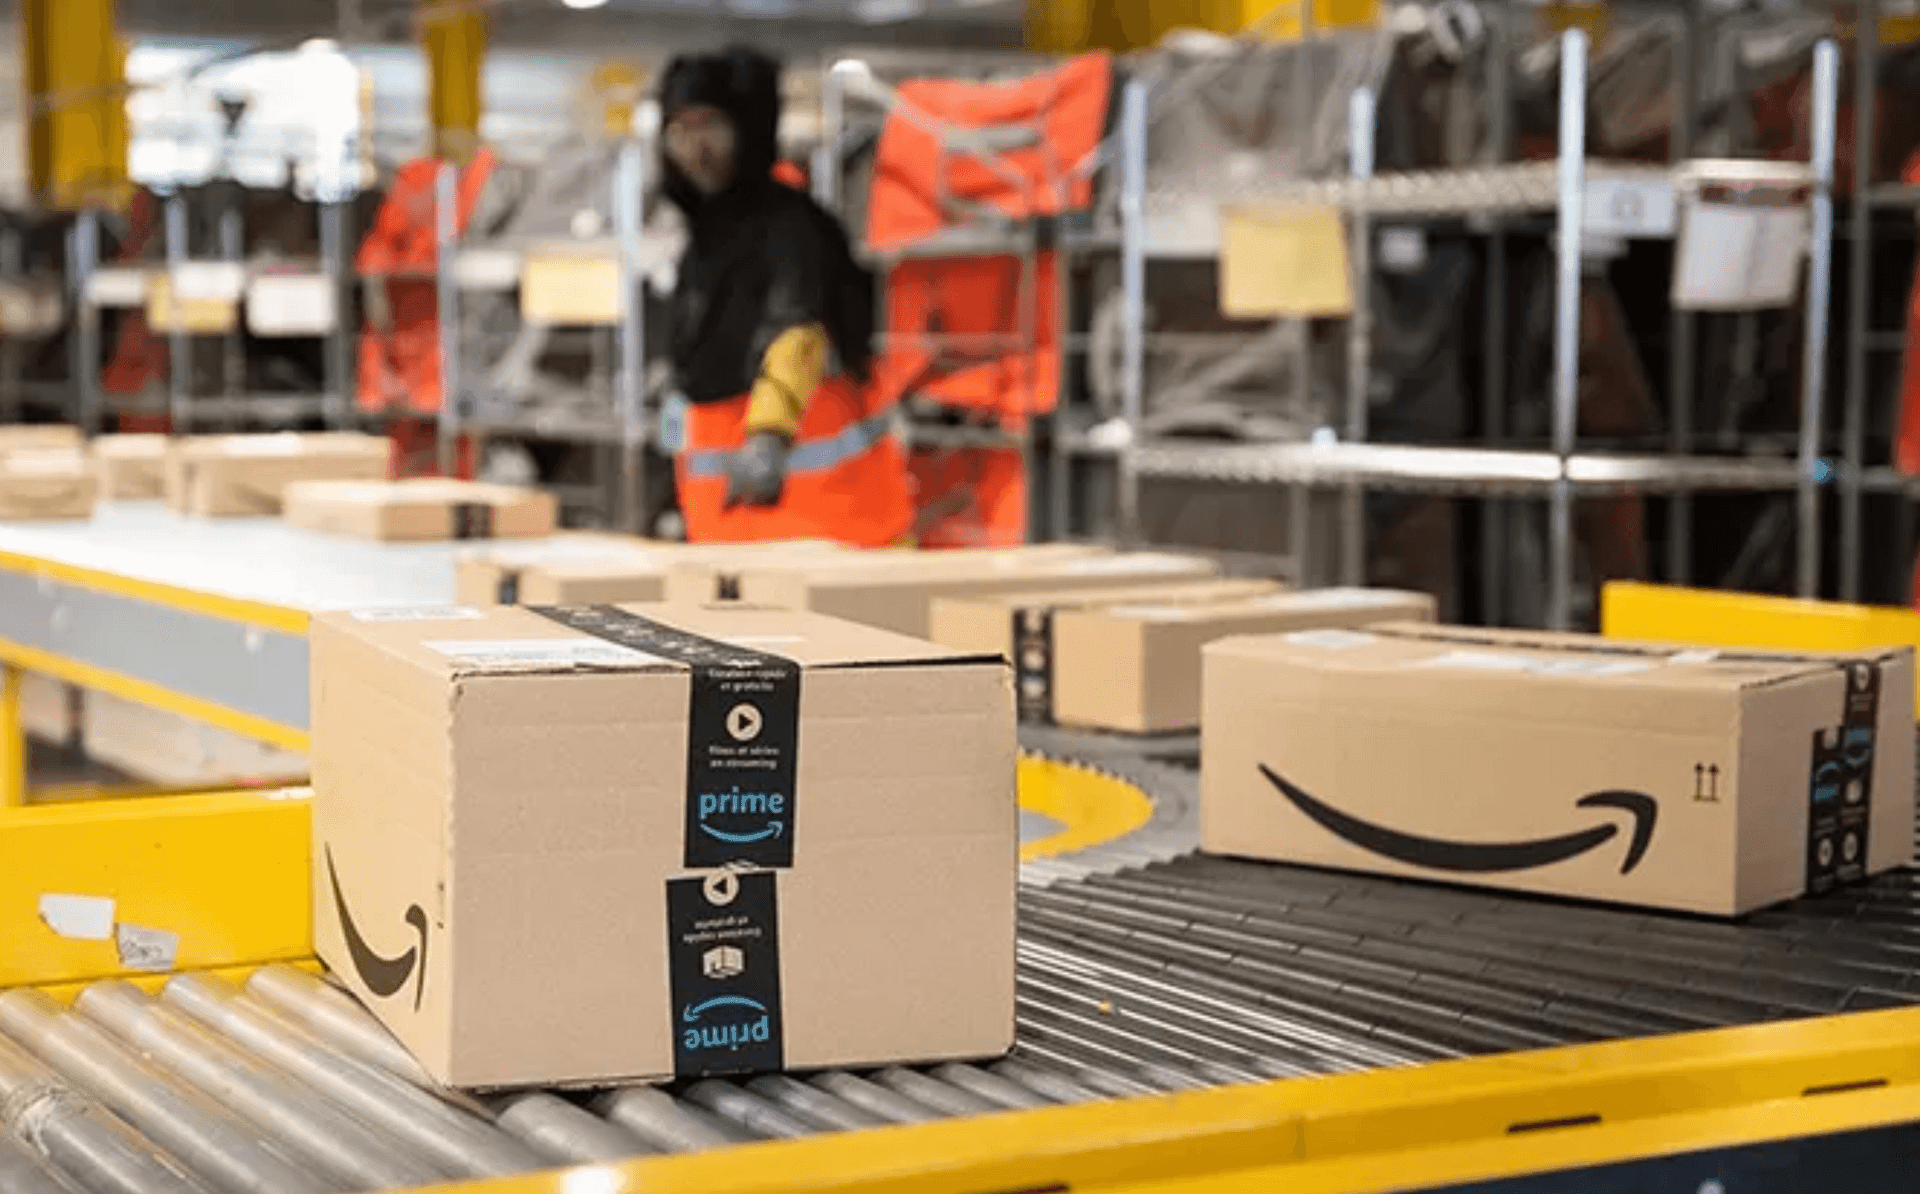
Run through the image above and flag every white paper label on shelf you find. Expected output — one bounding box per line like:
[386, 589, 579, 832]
[353, 606, 484, 623]
[115, 924, 180, 972]
[456, 249, 522, 291]
[1673, 202, 1808, 311]
[1582, 176, 1677, 238]
[87, 268, 151, 307]
[247, 274, 338, 336]
[1378, 227, 1428, 273]
[425, 639, 663, 669]
[172, 262, 248, 302]
[38, 894, 115, 940]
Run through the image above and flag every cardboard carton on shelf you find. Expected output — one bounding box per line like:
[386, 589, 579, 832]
[310, 602, 1017, 1089]
[167, 433, 390, 518]
[1201, 623, 1917, 916]
[0, 449, 97, 522]
[1048, 587, 1436, 733]
[92, 434, 170, 501]
[283, 479, 559, 543]
[710, 547, 1233, 640]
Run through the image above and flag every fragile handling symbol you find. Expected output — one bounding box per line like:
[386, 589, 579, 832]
[1694, 763, 1721, 803]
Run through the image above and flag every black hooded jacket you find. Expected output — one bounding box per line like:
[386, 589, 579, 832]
[659, 48, 875, 406]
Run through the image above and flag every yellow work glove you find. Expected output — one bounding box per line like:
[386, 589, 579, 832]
[744, 323, 829, 440]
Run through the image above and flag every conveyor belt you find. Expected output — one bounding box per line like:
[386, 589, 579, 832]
[2, 735, 1918, 1192]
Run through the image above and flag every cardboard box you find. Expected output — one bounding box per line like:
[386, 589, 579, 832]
[929, 578, 1286, 722]
[533, 540, 852, 608]
[1201, 624, 1917, 916]
[0, 451, 97, 521]
[93, 434, 169, 501]
[167, 434, 390, 518]
[283, 479, 559, 543]
[311, 602, 1017, 1088]
[453, 534, 668, 606]
[720, 548, 1227, 641]
[0, 424, 81, 457]
[1048, 587, 1435, 733]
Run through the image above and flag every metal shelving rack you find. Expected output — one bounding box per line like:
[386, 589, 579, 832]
[1100, 24, 1842, 630]
[1840, 0, 1920, 600]
[815, 52, 1107, 545]
[72, 196, 358, 436]
[426, 138, 654, 531]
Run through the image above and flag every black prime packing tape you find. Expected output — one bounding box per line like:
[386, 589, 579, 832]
[531, 605, 801, 869]
[1011, 607, 1056, 724]
[666, 870, 784, 1077]
[1807, 659, 1882, 895]
[450, 502, 495, 540]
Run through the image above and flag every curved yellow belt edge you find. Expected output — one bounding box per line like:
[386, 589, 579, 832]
[1017, 754, 1156, 863]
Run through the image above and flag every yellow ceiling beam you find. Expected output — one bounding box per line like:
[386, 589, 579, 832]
[21, 0, 130, 211]
[422, 0, 488, 164]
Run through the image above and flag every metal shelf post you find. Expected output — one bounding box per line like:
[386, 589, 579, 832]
[1547, 27, 1588, 631]
[614, 138, 648, 534]
[1116, 77, 1149, 546]
[434, 161, 461, 478]
[1795, 39, 1839, 599]
[1341, 86, 1376, 587]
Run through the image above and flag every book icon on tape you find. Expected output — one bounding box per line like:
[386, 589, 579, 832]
[704, 946, 745, 981]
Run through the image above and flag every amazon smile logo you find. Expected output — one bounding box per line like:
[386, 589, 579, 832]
[1259, 766, 1657, 875]
[324, 846, 429, 1011]
[681, 996, 771, 1053]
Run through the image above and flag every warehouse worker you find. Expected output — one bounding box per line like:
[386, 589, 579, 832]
[658, 47, 914, 547]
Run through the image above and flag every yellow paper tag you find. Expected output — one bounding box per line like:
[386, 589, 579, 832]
[1219, 203, 1354, 319]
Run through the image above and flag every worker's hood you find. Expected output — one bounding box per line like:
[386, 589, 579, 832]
[658, 47, 782, 219]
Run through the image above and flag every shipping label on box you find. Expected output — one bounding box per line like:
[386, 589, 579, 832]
[311, 603, 1016, 1088]
[1201, 624, 1917, 916]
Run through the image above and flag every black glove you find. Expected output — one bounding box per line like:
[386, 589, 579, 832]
[725, 431, 790, 509]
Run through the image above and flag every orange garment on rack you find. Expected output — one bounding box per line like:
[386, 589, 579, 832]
[674, 377, 914, 548]
[864, 55, 1110, 427]
[355, 148, 499, 416]
[1891, 151, 1920, 484]
[868, 252, 1063, 425]
[101, 190, 169, 401]
[909, 445, 1026, 547]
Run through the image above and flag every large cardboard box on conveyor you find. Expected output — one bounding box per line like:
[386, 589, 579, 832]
[311, 602, 1017, 1089]
[705, 547, 1225, 640]
[166, 433, 389, 518]
[1044, 588, 1436, 733]
[929, 577, 1287, 724]
[282, 479, 559, 543]
[0, 450, 97, 521]
[1201, 624, 1918, 917]
[92, 434, 169, 501]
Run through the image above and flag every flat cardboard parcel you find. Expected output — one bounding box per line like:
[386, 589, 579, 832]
[1203, 624, 1916, 916]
